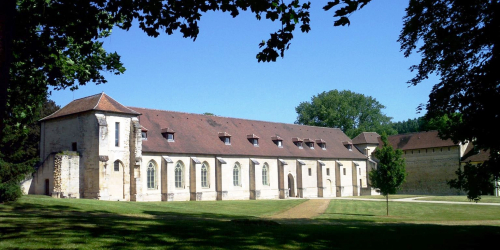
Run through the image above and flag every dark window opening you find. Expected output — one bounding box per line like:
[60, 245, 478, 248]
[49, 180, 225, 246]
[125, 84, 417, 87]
[308, 168, 312, 176]
[71, 142, 77, 151]
[115, 122, 120, 147]
[114, 161, 120, 171]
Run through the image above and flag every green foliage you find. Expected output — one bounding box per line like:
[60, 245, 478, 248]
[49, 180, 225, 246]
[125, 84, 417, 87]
[0, 95, 60, 202]
[370, 134, 407, 196]
[399, 0, 500, 199]
[295, 90, 396, 138]
[449, 160, 497, 202]
[369, 133, 406, 215]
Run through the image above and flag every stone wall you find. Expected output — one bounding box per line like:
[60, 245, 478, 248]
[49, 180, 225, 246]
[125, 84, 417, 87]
[399, 146, 463, 195]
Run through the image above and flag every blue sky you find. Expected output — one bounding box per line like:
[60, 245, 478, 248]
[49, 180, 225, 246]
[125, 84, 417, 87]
[49, 0, 437, 124]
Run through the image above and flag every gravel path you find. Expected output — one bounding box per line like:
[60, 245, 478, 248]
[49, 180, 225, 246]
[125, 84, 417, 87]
[268, 199, 331, 219]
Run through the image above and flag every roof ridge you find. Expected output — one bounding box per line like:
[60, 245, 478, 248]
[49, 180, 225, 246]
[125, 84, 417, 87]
[101, 93, 140, 114]
[389, 130, 439, 136]
[93, 92, 104, 110]
[40, 93, 103, 121]
[129, 106, 342, 131]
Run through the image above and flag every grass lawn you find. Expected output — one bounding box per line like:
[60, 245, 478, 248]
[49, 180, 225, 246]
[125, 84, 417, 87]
[318, 199, 500, 223]
[416, 195, 500, 203]
[1, 196, 500, 249]
[343, 194, 422, 199]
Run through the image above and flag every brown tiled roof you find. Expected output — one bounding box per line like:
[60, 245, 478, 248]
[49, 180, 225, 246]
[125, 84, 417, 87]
[461, 143, 491, 162]
[161, 128, 175, 133]
[41, 93, 140, 121]
[132, 107, 367, 159]
[386, 131, 457, 150]
[247, 134, 260, 139]
[352, 132, 380, 144]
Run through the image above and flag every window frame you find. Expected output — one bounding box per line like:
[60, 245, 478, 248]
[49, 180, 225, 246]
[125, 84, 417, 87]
[115, 122, 120, 147]
[233, 163, 241, 186]
[201, 162, 209, 188]
[262, 164, 269, 186]
[175, 162, 184, 189]
[147, 161, 157, 189]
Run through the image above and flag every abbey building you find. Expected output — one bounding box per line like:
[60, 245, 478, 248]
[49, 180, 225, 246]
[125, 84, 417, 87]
[23, 93, 377, 201]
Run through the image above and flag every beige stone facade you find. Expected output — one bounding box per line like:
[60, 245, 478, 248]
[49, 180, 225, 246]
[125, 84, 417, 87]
[25, 93, 376, 201]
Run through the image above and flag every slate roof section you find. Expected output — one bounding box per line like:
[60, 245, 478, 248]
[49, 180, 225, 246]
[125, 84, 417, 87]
[352, 132, 380, 145]
[385, 131, 457, 150]
[40, 93, 140, 121]
[132, 107, 367, 160]
[461, 143, 490, 162]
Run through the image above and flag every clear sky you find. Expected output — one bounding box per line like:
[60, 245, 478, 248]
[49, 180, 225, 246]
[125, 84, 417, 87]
[49, 0, 437, 124]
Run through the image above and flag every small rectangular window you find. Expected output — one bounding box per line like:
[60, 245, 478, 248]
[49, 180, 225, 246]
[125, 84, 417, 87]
[321, 143, 326, 150]
[343, 168, 346, 175]
[297, 142, 303, 148]
[115, 122, 120, 147]
[167, 133, 174, 141]
[277, 140, 283, 147]
[358, 168, 361, 175]
[326, 168, 330, 176]
[308, 168, 312, 176]
[71, 142, 77, 151]
[114, 161, 120, 171]
[253, 138, 258, 146]
[224, 137, 231, 145]
[141, 131, 147, 140]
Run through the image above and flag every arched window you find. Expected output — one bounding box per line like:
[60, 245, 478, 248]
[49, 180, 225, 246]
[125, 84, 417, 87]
[262, 164, 269, 186]
[114, 160, 120, 172]
[147, 161, 157, 189]
[201, 163, 209, 188]
[233, 163, 240, 186]
[175, 162, 183, 188]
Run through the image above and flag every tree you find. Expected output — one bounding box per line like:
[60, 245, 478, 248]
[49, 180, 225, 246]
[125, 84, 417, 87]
[399, 0, 500, 199]
[0, 94, 60, 202]
[295, 90, 396, 138]
[448, 162, 494, 203]
[0, 0, 371, 201]
[369, 133, 407, 216]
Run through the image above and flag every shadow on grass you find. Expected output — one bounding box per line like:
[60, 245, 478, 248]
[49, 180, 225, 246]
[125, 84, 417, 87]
[1, 201, 500, 249]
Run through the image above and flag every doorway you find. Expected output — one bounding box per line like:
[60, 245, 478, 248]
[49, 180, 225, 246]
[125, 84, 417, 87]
[287, 173, 295, 198]
[45, 179, 50, 196]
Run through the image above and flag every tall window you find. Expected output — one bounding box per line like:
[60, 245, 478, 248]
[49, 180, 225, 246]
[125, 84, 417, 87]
[114, 160, 120, 172]
[262, 164, 269, 186]
[115, 122, 120, 147]
[201, 163, 209, 188]
[147, 161, 156, 189]
[233, 163, 240, 186]
[175, 162, 183, 188]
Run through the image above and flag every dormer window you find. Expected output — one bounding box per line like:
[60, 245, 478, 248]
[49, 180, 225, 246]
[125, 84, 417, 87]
[304, 138, 314, 149]
[219, 132, 231, 145]
[292, 137, 303, 149]
[316, 139, 326, 150]
[247, 134, 259, 147]
[343, 141, 353, 151]
[141, 127, 148, 141]
[161, 128, 175, 142]
[272, 136, 283, 148]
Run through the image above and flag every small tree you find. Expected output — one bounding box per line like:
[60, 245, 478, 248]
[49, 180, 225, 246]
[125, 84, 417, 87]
[369, 133, 407, 216]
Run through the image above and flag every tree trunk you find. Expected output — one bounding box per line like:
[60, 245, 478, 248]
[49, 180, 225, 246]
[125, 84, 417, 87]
[386, 194, 389, 216]
[0, 0, 16, 135]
